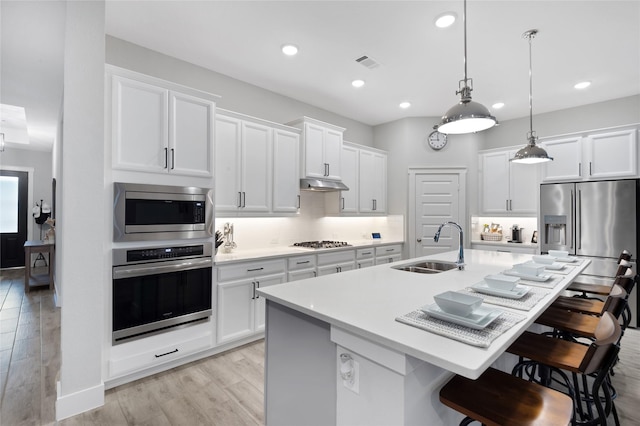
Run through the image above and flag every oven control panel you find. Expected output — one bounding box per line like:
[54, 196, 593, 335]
[113, 243, 212, 266]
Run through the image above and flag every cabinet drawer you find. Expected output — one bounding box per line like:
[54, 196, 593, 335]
[356, 248, 375, 259]
[110, 330, 212, 378]
[288, 255, 317, 270]
[317, 249, 356, 266]
[375, 254, 402, 265]
[218, 259, 286, 281]
[375, 245, 402, 256]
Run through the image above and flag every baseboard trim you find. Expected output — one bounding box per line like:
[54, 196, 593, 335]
[56, 380, 105, 421]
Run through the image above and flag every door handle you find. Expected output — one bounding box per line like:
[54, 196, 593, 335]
[324, 163, 329, 176]
[578, 162, 582, 177]
[297, 195, 301, 209]
[251, 281, 256, 300]
[577, 190, 582, 250]
[589, 162, 592, 176]
[570, 190, 574, 249]
[170, 148, 175, 170]
[242, 192, 246, 208]
[238, 192, 242, 208]
[417, 238, 422, 242]
[164, 148, 168, 169]
[341, 197, 345, 210]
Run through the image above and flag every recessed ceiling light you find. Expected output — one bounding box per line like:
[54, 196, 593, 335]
[492, 102, 505, 109]
[435, 12, 457, 28]
[399, 102, 411, 109]
[352, 79, 365, 88]
[281, 44, 298, 56]
[574, 81, 591, 89]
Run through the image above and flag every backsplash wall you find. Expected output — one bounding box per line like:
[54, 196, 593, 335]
[215, 192, 404, 251]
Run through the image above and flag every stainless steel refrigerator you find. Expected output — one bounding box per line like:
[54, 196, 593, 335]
[540, 179, 638, 327]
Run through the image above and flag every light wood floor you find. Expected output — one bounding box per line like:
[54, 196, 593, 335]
[1, 267, 639, 425]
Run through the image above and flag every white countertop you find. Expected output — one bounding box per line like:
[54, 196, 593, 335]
[471, 239, 538, 249]
[214, 239, 404, 264]
[257, 249, 588, 379]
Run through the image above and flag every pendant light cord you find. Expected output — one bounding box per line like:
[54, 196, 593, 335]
[463, 0, 468, 82]
[524, 29, 538, 144]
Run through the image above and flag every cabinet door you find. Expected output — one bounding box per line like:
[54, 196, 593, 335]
[324, 128, 343, 180]
[509, 152, 539, 214]
[356, 259, 375, 269]
[112, 75, 169, 173]
[288, 269, 317, 282]
[371, 152, 387, 213]
[317, 265, 340, 276]
[480, 151, 510, 213]
[541, 137, 582, 181]
[585, 129, 637, 179]
[359, 150, 376, 212]
[340, 145, 359, 213]
[241, 121, 272, 212]
[217, 279, 254, 344]
[254, 274, 285, 332]
[304, 123, 326, 178]
[215, 115, 242, 211]
[273, 128, 300, 212]
[170, 92, 214, 177]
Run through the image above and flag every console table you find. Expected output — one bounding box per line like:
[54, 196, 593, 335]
[24, 240, 55, 293]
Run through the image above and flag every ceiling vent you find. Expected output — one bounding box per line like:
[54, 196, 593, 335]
[355, 55, 380, 70]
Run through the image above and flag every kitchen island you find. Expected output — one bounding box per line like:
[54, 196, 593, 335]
[257, 249, 589, 426]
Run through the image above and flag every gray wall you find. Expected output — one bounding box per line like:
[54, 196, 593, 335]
[482, 95, 640, 150]
[0, 147, 53, 240]
[105, 36, 374, 147]
[373, 117, 481, 217]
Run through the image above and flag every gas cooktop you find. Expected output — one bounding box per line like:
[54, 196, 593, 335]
[293, 241, 351, 249]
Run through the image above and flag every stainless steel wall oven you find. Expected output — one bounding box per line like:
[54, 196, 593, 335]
[113, 182, 213, 242]
[112, 243, 213, 344]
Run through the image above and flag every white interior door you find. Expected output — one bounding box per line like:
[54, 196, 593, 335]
[412, 172, 464, 258]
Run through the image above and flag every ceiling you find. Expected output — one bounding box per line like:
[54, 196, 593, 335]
[2, 1, 639, 152]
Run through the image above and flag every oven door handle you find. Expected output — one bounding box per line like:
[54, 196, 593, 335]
[113, 257, 212, 279]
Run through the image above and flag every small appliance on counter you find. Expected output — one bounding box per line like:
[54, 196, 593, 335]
[509, 225, 524, 243]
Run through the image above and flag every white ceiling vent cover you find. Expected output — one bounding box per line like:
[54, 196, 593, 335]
[355, 55, 380, 69]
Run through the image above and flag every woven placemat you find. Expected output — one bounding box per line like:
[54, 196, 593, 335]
[459, 286, 551, 311]
[396, 309, 526, 348]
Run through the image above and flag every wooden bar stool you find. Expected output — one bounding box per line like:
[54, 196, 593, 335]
[507, 312, 622, 425]
[566, 260, 632, 296]
[551, 272, 634, 316]
[439, 367, 573, 426]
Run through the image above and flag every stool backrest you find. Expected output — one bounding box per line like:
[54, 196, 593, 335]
[614, 260, 632, 277]
[602, 284, 627, 319]
[614, 269, 637, 294]
[618, 250, 632, 262]
[580, 312, 621, 374]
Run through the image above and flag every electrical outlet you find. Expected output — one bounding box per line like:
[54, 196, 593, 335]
[342, 360, 359, 394]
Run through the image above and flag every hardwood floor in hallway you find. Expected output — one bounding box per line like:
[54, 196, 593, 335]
[1, 266, 639, 425]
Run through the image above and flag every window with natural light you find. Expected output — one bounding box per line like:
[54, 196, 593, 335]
[0, 176, 19, 233]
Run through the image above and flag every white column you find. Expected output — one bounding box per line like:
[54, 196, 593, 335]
[56, 0, 106, 420]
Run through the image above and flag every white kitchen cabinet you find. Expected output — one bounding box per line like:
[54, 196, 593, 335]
[359, 148, 387, 213]
[287, 255, 317, 282]
[273, 128, 301, 212]
[375, 244, 403, 265]
[339, 144, 359, 213]
[216, 110, 301, 215]
[216, 258, 286, 344]
[541, 127, 637, 182]
[288, 117, 345, 181]
[356, 247, 375, 269]
[317, 250, 356, 276]
[110, 69, 215, 177]
[480, 149, 539, 215]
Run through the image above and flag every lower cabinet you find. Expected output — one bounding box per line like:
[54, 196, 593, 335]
[317, 250, 356, 276]
[375, 244, 403, 265]
[288, 255, 317, 281]
[216, 259, 286, 344]
[356, 247, 375, 269]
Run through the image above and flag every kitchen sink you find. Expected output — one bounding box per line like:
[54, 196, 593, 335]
[392, 260, 459, 274]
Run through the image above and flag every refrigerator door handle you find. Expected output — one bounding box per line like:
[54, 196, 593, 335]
[577, 189, 582, 250]
[570, 190, 574, 250]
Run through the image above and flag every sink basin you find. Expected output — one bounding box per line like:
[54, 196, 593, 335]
[392, 260, 459, 274]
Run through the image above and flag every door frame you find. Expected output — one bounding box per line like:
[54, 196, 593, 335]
[408, 167, 467, 259]
[0, 166, 35, 242]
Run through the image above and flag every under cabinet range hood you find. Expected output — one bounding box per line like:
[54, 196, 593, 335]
[300, 178, 349, 192]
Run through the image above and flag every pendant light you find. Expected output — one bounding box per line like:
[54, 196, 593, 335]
[511, 29, 553, 164]
[437, 0, 497, 134]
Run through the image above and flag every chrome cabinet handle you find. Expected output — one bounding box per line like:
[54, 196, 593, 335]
[589, 162, 592, 176]
[577, 190, 582, 250]
[570, 190, 574, 249]
[579, 162, 582, 177]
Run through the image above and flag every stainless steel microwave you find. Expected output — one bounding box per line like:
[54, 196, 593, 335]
[113, 182, 213, 242]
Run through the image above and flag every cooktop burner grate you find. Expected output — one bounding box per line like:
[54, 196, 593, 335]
[293, 240, 351, 249]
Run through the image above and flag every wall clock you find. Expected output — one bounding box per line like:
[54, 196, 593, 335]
[426, 130, 448, 150]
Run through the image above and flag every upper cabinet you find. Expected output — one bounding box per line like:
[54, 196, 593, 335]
[287, 117, 345, 182]
[327, 142, 388, 215]
[358, 148, 387, 213]
[480, 149, 539, 215]
[108, 67, 217, 177]
[540, 127, 637, 182]
[215, 109, 300, 215]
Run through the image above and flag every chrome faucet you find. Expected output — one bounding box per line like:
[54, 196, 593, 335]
[434, 221, 465, 270]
